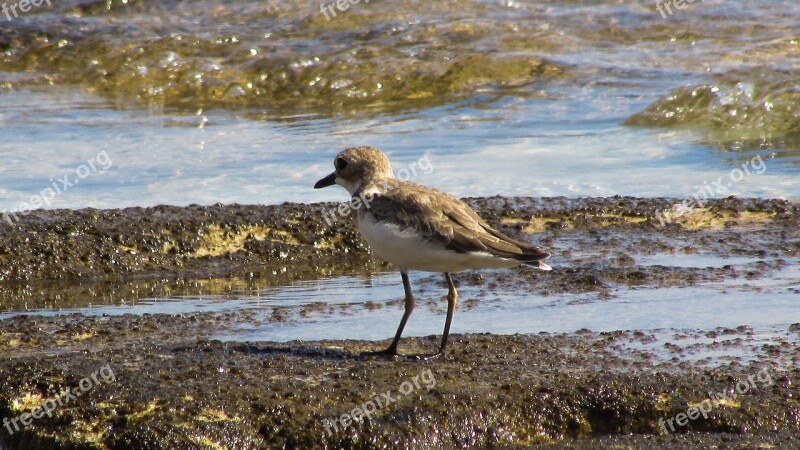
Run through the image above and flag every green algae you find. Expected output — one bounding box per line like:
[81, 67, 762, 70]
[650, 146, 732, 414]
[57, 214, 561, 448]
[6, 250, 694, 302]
[625, 69, 800, 155]
[1, 326, 799, 449]
[0, 0, 565, 116]
[0, 196, 796, 312]
[0, 195, 797, 448]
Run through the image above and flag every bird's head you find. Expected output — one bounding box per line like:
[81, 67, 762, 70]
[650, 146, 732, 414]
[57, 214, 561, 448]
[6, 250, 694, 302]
[314, 146, 394, 195]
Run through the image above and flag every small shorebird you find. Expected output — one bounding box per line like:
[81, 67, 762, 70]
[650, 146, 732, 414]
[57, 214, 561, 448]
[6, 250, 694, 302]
[314, 146, 551, 357]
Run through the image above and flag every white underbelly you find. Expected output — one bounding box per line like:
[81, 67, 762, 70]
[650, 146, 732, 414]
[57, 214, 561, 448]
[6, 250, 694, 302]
[356, 215, 519, 273]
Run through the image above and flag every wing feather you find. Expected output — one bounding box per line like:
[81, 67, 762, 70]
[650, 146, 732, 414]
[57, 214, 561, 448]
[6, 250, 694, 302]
[359, 180, 550, 265]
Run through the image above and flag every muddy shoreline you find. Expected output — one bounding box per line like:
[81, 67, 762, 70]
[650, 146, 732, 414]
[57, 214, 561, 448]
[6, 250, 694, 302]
[0, 196, 798, 449]
[1, 318, 799, 449]
[1, 196, 796, 307]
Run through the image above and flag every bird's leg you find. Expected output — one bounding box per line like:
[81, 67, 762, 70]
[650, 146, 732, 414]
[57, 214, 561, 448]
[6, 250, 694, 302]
[415, 272, 458, 360]
[385, 271, 416, 353]
[362, 271, 414, 356]
[439, 272, 458, 354]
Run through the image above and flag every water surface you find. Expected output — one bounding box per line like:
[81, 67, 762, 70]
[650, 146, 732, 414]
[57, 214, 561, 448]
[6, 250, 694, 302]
[0, 0, 798, 348]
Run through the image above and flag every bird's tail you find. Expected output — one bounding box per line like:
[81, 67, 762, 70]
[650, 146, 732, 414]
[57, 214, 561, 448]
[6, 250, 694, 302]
[517, 248, 552, 271]
[527, 260, 552, 271]
[483, 226, 553, 271]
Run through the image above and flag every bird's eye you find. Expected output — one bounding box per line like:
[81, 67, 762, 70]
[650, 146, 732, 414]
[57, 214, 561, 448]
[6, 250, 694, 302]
[335, 157, 348, 171]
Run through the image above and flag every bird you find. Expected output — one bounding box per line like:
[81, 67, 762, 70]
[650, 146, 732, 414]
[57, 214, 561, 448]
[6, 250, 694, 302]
[314, 146, 551, 358]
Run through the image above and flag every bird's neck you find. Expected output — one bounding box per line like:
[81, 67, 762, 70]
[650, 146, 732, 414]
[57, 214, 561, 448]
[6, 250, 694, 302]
[355, 176, 398, 198]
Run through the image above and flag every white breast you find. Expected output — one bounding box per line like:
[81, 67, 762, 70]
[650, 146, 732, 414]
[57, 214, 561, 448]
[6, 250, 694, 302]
[356, 214, 520, 273]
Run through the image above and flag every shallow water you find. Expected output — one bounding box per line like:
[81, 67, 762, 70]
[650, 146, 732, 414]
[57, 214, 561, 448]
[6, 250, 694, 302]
[1, 0, 799, 210]
[0, 84, 796, 211]
[5, 255, 798, 351]
[1, 0, 798, 346]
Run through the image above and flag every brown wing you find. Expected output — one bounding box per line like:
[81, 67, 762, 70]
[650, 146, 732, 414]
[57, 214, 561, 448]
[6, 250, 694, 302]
[362, 180, 550, 265]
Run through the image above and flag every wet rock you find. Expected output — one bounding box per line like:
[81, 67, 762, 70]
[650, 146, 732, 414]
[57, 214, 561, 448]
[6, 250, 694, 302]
[0, 195, 797, 448]
[1, 316, 799, 449]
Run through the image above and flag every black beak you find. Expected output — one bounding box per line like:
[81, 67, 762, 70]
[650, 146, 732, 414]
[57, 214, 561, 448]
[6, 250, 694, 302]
[314, 172, 337, 189]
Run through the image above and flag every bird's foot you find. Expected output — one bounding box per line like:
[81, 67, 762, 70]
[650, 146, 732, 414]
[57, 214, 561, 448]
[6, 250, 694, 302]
[361, 346, 447, 360]
[412, 349, 445, 361]
[360, 347, 401, 357]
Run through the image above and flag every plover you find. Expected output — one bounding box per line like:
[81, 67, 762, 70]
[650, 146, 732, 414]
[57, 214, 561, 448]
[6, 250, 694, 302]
[314, 146, 551, 357]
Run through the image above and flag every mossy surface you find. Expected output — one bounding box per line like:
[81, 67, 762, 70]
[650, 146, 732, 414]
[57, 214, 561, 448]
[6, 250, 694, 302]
[0, 196, 797, 448]
[1, 322, 799, 449]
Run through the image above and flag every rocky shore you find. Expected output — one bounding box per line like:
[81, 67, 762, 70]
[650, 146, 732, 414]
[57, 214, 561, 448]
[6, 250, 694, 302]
[1, 196, 798, 449]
